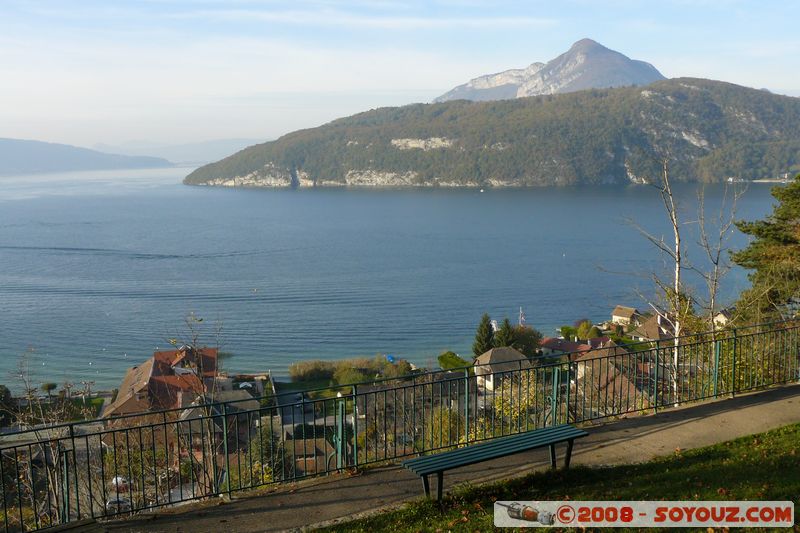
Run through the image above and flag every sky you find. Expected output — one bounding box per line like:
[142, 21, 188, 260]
[2, 0, 799, 148]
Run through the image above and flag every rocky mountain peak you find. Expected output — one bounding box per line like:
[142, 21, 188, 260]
[434, 39, 665, 103]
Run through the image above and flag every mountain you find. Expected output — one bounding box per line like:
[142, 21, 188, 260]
[94, 138, 265, 165]
[433, 38, 665, 103]
[184, 78, 800, 188]
[0, 138, 171, 176]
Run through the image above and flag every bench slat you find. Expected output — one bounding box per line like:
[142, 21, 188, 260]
[404, 426, 586, 467]
[403, 425, 587, 475]
[405, 427, 586, 469]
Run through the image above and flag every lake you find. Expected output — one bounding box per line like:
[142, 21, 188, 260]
[0, 167, 778, 390]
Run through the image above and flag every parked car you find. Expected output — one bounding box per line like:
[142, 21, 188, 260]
[105, 496, 132, 514]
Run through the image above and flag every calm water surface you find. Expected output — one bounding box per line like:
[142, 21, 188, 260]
[0, 167, 778, 390]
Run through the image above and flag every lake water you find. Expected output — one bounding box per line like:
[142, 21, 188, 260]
[0, 167, 779, 390]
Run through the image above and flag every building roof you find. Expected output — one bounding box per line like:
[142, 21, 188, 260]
[612, 305, 639, 319]
[103, 358, 156, 417]
[630, 315, 674, 341]
[474, 347, 532, 373]
[104, 346, 219, 418]
[541, 337, 591, 354]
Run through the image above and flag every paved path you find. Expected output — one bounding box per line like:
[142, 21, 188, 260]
[83, 384, 800, 533]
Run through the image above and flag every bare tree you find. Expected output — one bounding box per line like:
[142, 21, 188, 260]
[694, 184, 745, 329]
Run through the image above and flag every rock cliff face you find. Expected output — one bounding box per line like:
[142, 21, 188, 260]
[434, 38, 665, 103]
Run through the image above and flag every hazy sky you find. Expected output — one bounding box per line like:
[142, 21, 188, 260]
[2, 0, 799, 147]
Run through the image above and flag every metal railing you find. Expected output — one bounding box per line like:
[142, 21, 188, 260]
[1, 320, 798, 531]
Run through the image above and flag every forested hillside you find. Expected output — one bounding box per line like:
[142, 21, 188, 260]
[185, 78, 800, 188]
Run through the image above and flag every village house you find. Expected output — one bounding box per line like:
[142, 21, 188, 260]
[713, 308, 735, 329]
[629, 315, 675, 343]
[610, 305, 642, 327]
[571, 341, 652, 418]
[103, 346, 219, 418]
[473, 347, 532, 391]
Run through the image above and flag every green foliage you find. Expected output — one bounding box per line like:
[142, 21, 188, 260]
[576, 320, 593, 340]
[472, 313, 494, 357]
[288, 360, 336, 382]
[560, 325, 577, 339]
[510, 325, 543, 358]
[185, 79, 800, 187]
[587, 326, 603, 338]
[437, 351, 468, 371]
[333, 366, 369, 386]
[492, 318, 516, 348]
[476, 317, 544, 359]
[421, 406, 463, 451]
[0, 385, 15, 427]
[290, 355, 413, 386]
[733, 174, 800, 321]
[41, 382, 57, 396]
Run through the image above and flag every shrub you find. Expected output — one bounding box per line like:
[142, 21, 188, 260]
[288, 360, 336, 382]
[438, 351, 468, 370]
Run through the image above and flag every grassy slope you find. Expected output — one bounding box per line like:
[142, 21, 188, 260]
[323, 423, 800, 532]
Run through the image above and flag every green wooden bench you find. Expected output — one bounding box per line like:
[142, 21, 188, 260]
[402, 424, 588, 501]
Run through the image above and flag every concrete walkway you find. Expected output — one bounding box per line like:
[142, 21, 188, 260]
[86, 384, 800, 533]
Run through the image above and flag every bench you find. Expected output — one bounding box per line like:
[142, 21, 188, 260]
[402, 424, 588, 501]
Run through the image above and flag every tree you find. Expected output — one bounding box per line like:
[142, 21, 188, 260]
[472, 313, 494, 357]
[0, 385, 15, 427]
[575, 320, 593, 340]
[732, 174, 800, 321]
[437, 351, 467, 371]
[41, 383, 57, 399]
[512, 325, 543, 358]
[493, 318, 516, 348]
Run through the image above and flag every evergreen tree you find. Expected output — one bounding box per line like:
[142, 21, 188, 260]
[472, 313, 494, 357]
[493, 318, 517, 348]
[732, 174, 800, 320]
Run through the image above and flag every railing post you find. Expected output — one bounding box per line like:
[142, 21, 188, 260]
[550, 367, 560, 427]
[351, 384, 358, 468]
[60, 447, 70, 524]
[335, 395, 345, 470]
[731, 328, 738, 398]
[221, 403, 231, 497]
[653, 341, 660, 414]
[463, 368, 470, 444]
[713, 339, 721, 398]
[565, 363, 571, 424]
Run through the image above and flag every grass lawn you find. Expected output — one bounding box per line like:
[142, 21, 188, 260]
[324, 423, 800, 532]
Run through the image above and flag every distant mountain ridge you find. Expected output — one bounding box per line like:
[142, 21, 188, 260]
[0, 138, 171, 175]
[185, 78, 800, 188]
[94, 138, 264, 165]
[434, 38, 665, 103]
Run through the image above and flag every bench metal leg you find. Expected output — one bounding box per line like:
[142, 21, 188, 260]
[437, 472, 443, 502]
[549, 444, 556, 469]
[564, 439, 574, 469]
[422, 475, 430, 498]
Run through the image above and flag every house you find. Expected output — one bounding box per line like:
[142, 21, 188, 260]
[571, 341, 652, 417]
[540, 337, 610, 360]
[288, 438, 336, 477]
[611, 306, 641, 327]
[714, 308, 735, 329]
[178, 389, 260, 456]
[629, 315, 675, 342]
[103, 346, 219, 418]
[540, 337, 590, 357]
[473, 347, 531, 391]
